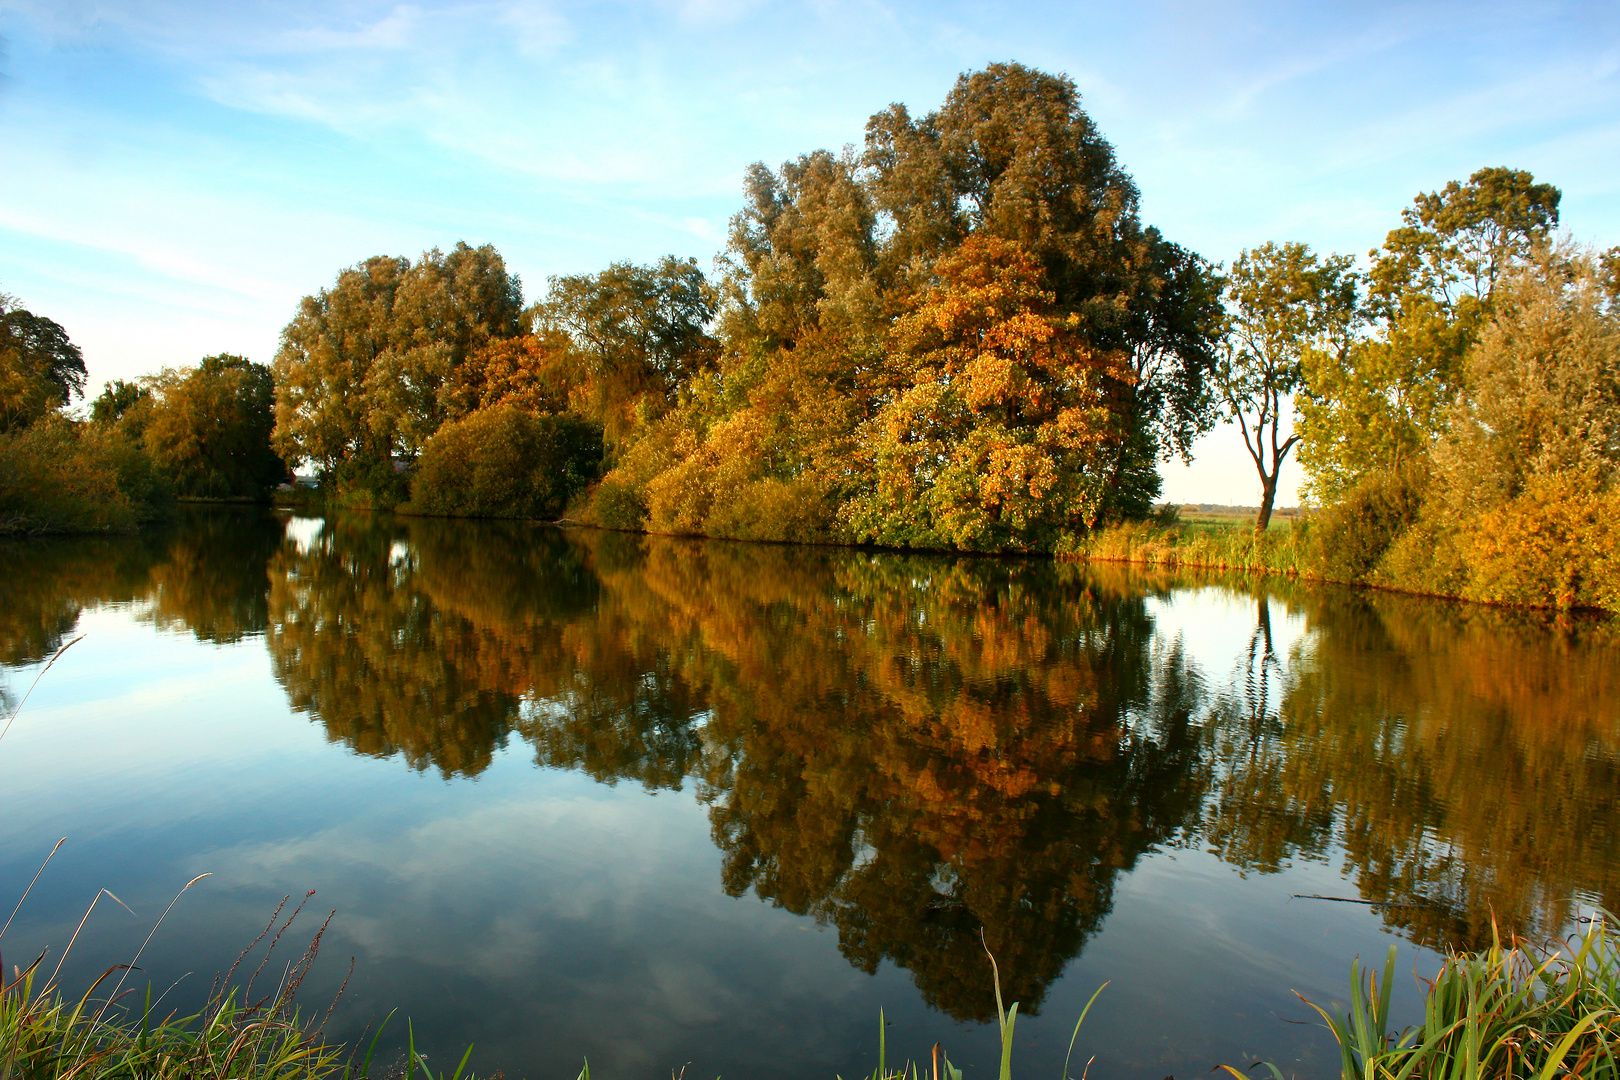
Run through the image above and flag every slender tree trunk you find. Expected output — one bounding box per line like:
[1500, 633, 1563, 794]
[1256, 476, 1277, 532]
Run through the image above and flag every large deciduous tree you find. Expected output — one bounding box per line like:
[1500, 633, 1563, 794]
[532, 256, 718, 450]
[271, 242, 523, 479]
[1218, 242, 1358, 531]
[0, 295, 86, 432]
[90, 380, 151, 426]
[1297, 168, 1560, 500]
[844, 235, 1130, 550]
[653, 61, 1223, 548]
[143, 354, 287, 498]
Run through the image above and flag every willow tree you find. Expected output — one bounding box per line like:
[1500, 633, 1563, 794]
[271, 242, 523, 483]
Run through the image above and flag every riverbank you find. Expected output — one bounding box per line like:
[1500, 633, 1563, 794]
[1069, 504, 1620, 615]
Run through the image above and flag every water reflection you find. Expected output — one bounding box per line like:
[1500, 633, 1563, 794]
[3, 510, 1618, 1028]
[1210, 588, 1620, 950]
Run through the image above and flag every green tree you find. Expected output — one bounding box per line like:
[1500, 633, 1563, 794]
[533, 257, 718, 451]
[0, 300, 86, 403]
[143, 354, 286, 499]
[90, 379, 152, 425]
[864, 62, 1139, 292]
[410, 405, 603, 519]
[271, 243, 523, 485]
[1217, 242, 1358, 530]
[1298, 168, 1560, 499]
[0, 296, 85, 432]
[1103, 238, 1224, 520]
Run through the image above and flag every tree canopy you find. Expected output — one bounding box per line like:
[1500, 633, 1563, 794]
[579, 62, 1222, 551]
[141, 354, 287, 499]
[1216, 242, 1358, 530]
[0, 296, 86, 433]
[271, 242, 524, 476]
[1297, 168, 1562, 500]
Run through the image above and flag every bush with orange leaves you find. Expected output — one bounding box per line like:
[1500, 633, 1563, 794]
[1421, 247, 1620, 610]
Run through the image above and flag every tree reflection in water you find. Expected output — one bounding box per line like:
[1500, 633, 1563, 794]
[4, 511, 1618, 1022]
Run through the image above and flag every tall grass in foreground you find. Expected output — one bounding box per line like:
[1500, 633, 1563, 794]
[0, 879, 369, 1080]
[1231, 918, 1620, 1080]
[842, 941, 1108, 1080]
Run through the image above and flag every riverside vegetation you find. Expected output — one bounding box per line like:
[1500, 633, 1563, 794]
[1, 64, 1616, 607]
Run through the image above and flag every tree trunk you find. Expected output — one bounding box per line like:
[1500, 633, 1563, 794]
[1255, 476, 1277, 533]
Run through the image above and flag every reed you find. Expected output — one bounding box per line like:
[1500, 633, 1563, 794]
[845, 937, 1107, 1080]
[0, 878, 359, 1080]
[1229, 917, 1620, 1080]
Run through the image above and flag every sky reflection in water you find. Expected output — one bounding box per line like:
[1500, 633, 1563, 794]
[1, 508, 1617, 1080]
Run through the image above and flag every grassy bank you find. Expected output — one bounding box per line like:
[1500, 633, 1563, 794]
[1072, 490, 1620, 615]
[1071, 517, 1320, 578]
[1292, 920, 1620, 1080]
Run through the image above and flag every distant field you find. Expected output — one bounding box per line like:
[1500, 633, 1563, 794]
[1169, 504, 1302, 528]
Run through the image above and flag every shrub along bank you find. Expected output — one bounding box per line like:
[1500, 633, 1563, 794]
[404, 406, 602, 519]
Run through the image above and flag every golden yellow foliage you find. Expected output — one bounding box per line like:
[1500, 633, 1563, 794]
[1461, 473, 1620, 609]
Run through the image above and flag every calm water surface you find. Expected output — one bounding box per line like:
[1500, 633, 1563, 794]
[2, 509, 1617, 1079]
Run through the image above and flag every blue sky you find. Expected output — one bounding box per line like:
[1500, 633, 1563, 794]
[1, 0, 1616, 503]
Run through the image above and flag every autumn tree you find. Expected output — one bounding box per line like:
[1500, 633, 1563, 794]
[142, 354, 286, 499]
[271, 243, 524, 485]
[532, 256, 718, 451]
[632, 61, 1223, 548]
[1298, 168, 1560, 499]
[410, 405, 602, 519]
[722, 150, 882, 353]
[0, 296, 85, 432]
[1217, 242, 1358, 530]
[90, 379, 151, 425]
[445, 329, 575, 418]
[1422, 247, 1620, 609]
[863, 62, 1222, 517]
[844, 235, 1131, 550]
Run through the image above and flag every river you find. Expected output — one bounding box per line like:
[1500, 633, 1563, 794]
[1, 507, 1616, 1079]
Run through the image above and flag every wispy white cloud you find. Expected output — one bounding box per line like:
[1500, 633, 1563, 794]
[271, 4, 425, 52]
[499, 0, 570, 54]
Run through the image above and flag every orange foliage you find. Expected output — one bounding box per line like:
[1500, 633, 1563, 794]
[844, 235, 1133, 551]
[1462, 473, 1620, 610]
[447, 331, 573, 418]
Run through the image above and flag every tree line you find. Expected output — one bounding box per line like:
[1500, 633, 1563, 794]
[0, 283, 290, 531]
[5, 61, 1616, 609]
